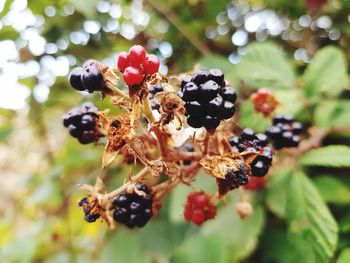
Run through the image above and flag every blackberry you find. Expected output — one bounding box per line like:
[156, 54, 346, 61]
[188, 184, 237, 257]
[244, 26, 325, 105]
[229, 128, 273, 177]
[78, 197, 101, 223]
[216, 162, 249, 196]
[148, 83, 164, 111]
[266, 115, 303, 149]
[63, 102, 102, 144]
[178, 69, 237, 131]
[112, 184, 152, 228]
[68, 60, 103, 93]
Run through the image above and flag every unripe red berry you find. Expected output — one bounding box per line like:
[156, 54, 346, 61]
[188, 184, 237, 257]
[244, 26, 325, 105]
[117, 52, 130, 72]
[123, 66, 144, 86]
[250, 88, 278, 117]
[128, 45, 146, 67]
[183, 192, 216, 226]
[244, 176, 268, 191]
[143, 54, 160, 75]
[191, 210, 205, 225]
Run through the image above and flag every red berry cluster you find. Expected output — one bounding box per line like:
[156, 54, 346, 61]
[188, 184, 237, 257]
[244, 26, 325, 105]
[117, 45, 160, 86]
[250, 89, 278, 117]
[244, 176, 268, 191]
[183, 192, 216, 226]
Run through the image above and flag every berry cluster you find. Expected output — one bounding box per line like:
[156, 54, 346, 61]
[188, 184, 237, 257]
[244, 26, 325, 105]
[148, 83, 164, 111]
[265, 115, 303, 149]
[63, 102, 102, 144]
[69, 60, 104, 93]
[229, 128, 273, 177]
[112, 184, 153, 228]
[178, 69, 237, 130]
[250, 88, 278, 117]
[117, 45, 160, 86]
[78, 197, 101, 223]
[183, 192, 216, 225]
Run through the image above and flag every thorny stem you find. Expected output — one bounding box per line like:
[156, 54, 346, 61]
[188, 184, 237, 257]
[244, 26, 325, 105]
[142, 96, 156, 123]
[144, 0, 210, 55]
[104, 166, 150, 200]
[151, 126, 169, 158]
[202, 130, 210, 155]
[104, 81, 131, 102]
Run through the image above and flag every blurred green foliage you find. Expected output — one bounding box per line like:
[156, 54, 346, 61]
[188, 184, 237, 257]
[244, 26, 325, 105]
[1, 0, 350, 263]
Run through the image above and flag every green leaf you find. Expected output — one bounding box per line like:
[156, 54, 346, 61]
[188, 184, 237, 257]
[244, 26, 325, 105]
[201, 192, 265, 262]
[273, 89, 305, 116]
[101, 229, 152, 263]
[338, 248, 350, 263]
[286, 172, 338, 263]
[168, 185, 191, 223]
[266, 168, 291, 218]
[172, 233, 230, 263]
[314, 100, 350, 128]
[234, 42, 295, 89]
[339, 212, 350, 233]
[313, 175, 350, 204]
[238, 102, 270, 133]
[303, 46, 348, 98]
[173, 191, 265, 263]
[299, 146, 350, 168]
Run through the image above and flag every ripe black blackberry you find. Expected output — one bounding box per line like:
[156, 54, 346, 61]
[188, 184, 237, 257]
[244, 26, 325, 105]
[112, 183, 152, 228]
[69, 59, 104, 93]
[265, 115, 303, 149]
[178, 69, 237, 130]
[63, 102, 102, 144]
[229, 128, 273, 177]
[148, 83, 164, 111]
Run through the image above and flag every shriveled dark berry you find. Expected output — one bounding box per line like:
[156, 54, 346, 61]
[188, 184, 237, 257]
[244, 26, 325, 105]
[63, 102, 102, 144]
[78, 197, 88, 207]
[84, 213, 100, 223]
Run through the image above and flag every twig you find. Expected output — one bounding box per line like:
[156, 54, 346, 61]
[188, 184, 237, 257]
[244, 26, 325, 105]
[144, 0, 210, 55]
